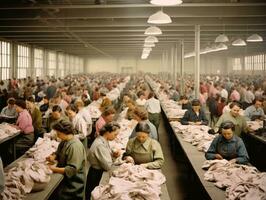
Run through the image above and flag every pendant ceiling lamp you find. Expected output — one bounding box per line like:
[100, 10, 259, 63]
[143, 47, 152, 52]
[215, 34, 229, 43]
[145, 26, 162, 35]
[246, 34, 263, 42]
[148, 11, 172, 24]
[144, 43, 155, 47]
[232, 38, 246, 46]
[145, 36, 159, 43]
[216, 43, 228, 51]
[150, 0, 182, 6]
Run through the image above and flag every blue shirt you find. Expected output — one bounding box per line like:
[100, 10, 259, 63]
[244, 105, 265, 121]
[205, 134, 249, 164]
[181, 109, 208, 125]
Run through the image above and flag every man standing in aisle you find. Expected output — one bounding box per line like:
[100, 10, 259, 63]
[145, 92, 161, 132]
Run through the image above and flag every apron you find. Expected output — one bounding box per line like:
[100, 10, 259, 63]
[131, 140, 153, 165]
[217, 137, 238, 160]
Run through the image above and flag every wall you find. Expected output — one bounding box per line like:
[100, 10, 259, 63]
[184, 53, 227, 75]
[85, 56, 161, 74]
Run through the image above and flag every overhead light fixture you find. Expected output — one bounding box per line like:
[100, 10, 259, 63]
[143, 47, 152, 52]
[144, 43, 155, 47]
[144, 26, 162, 35]
[232, 38, 246, 46]
[215, 34, 229, 43]
[246, 34, 263, 42]
[215, 43, 228, 51]
[145, 36, 159, 43]
[150, 0, 182, 6]
[148, 11, 172, 24]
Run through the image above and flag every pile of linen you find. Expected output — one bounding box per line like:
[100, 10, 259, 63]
[0, 123, 19, 140]
[202, 159, 266, 200]
[170, 121, 215, 152]
[26, 137, 59, 162]
[1, 159, 52, 200]
[92, 163, 166, 200]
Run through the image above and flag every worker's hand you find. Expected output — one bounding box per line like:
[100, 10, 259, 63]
[124, 156, 134, 164]
[46, 154, 56, 162]
[140, 163, 148, 168]
[48, 164, 56, 172]
[112, 150, 121, 158]
[188, 122, 195, 125]
[229, 159, 237, 164]
[194, 122, 202, 125]
[215, 154, 223, 160]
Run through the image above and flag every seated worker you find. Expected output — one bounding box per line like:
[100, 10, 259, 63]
[46, 105, 68, 132]
[244, 98, 265, 121]
[39, 96, 49, 115]
[181, 99, 208, 125]
[1, 97, 18, 118]
[205, 120, 249, 165]
[123, 122, 164, 169]
[178, 95, 191, 110]
[46, 120, 86, 200]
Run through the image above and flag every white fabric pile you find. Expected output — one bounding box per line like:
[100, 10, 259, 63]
[87, 104, 102, 119]
[247, 121, 263, 131]
[0, 123, 20, 140]
[170, 121, 215, 152]
[26, 137, 59, 162]
[161, 100, 187, 119]
[202, 159, 266, 200]
[1, 159, 52, 200]
[92, 163, 166, 200]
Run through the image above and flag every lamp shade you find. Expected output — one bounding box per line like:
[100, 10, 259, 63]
[145, 36, 159, 43]
[232, 38, 246, 46]
[215, 34, 229, 43]
[143, 47, 152, 52]
[246, 34, 263, 42]
[150, 0, 182, 6]
[144, 26, 162, 35]
[148, 11, 172, 24]
[144, 43, 155, 47]
[216, 43, 228, 51]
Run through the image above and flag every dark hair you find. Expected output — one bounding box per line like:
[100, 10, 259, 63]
[148, 92, 154, 99]
[137, 91, 144, 98]
[220, 120, 235, 131]
[252, 98, 263, 105]
[15, 99, 26, 109]
[179, 95, 188, 100]
[52, 105, 62, 113]
[191, 99, 201, 106]
[26, 96, 35, 103]
[229, 101, 241, 109]
[99, 122, 120, 136]
[135, 122, 150, 134]
[52, 120, 74, 135]
[102, 106, 116, 117]
[66, 104, 78, 113]
[7, 98, 16, 105]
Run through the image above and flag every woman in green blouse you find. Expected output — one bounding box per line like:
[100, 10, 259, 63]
[123, 121, 164, 169]
[46, 120, 86, 200]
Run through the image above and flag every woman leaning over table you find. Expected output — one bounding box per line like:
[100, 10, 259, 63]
[46, 120, 86, 200]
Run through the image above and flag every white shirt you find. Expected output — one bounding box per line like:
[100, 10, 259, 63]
[72, 113, 88, 139]
[220, 89, 228, 100]
[145, 97, 161, 114]
[79, 107, 92, 125]
[136, 98, 146, 106]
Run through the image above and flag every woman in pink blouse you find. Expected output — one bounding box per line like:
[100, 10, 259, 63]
[15, 99, 34, 157]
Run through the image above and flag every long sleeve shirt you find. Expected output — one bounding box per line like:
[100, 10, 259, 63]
[181, 109, 208, 125]
[145, 97, 161, 114]
[72, 113, 88, 139]
[244, 105, 265, 121]
[215, 112, 247, 137]
[125, 137, 164, 169]
[205, 134, 249, 164]
[16, 109, 34, 134]
[88, 136, 112, 171]
[1, 106, 17, 118]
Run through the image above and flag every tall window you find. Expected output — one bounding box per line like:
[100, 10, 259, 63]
[232, 58, 242, 71]
[17, 45, 30, 79]
[48, 52, 56, 77]
[0, 41, 11, 80]
[79, 58, 84, 73]
[34, 48, 44, 77]
[65, 55, 70, 76]
[58, 53, 65, 77]
[69, 56, 74, 75]
[244, 56, 252, 70]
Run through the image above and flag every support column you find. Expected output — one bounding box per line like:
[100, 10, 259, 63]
[180, 40, 185, 95]
[171, 46, 175, 85]
[194, 25, 200, 99]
